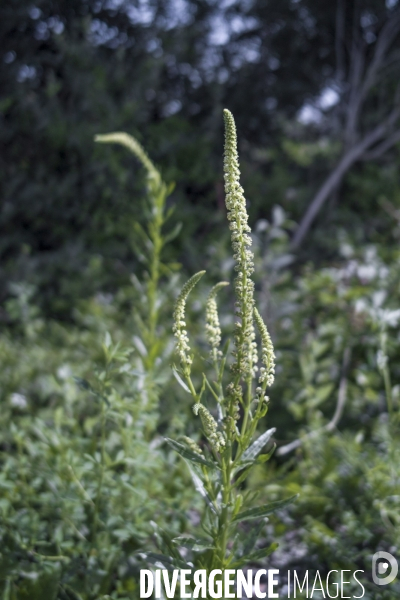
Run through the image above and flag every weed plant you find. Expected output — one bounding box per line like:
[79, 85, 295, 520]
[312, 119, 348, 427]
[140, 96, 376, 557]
[139, 110, 296, 596]
[2, 108, 400, 599]
[0, 130, 193, 599]
[261, 238, 400, 596]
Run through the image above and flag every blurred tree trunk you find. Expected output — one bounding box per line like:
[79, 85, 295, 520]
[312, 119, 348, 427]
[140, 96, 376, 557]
[291, 3, 400, 250]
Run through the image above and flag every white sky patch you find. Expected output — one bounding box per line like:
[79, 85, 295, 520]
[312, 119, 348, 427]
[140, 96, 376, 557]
[318, 87, 339, 109]
[208, 13, 230, 46]
[297, 104, 322, 125]
[126, 0, 155, 26]
[4, 51, 16, 63]
[209, 2, 258, 47]
[162, 99, 182, 117]
[17, 65, 37, 82]
[297, 86, 340, 124]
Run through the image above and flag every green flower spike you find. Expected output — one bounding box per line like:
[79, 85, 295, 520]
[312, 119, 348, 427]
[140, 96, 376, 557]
[223, 108, 257, 378]
[193, 403, 226, 452]
[181, 436, 203, 456]
[172, 271, 206, 374]
[254, 307, 275, 388]
[206, 282, 229, 357]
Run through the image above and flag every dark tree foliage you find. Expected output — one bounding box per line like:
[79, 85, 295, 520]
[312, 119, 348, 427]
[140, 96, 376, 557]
[1, 0, 399, 316]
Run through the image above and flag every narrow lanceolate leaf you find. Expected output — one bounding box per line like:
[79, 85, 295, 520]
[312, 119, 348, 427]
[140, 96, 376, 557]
[59, 585, 83, 600]
[137, 552, 192, 572]
[172, 536, 215, 552]
[234, 465, 253, 486]
[231, 542, 279, 569]
[233, 495, 299, 522]
[165, 438, 218, 469]
[172, 367, 191, 393]
[241, 543, 279, 564]
[74, 377, 110, 406]
[186, 463, 218, 515]
[241, 521, 263, 557]
[151, 522, 183, 561]
[163, 222, 182, 245]
[240, 428, 276, 463]
[255, 443, 276, 463]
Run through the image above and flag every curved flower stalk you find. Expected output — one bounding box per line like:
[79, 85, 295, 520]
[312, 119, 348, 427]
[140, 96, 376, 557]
[149, 110, 296, 588]
[95, 131, 181, 433]
[95, 131, 178, 364]
[95, 132, 161, 193]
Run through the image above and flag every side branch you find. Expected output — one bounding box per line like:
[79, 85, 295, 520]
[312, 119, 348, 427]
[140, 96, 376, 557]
[291, 108, 400, 250]
[362, 129, 400, 161]
[277, 347, 351, 457]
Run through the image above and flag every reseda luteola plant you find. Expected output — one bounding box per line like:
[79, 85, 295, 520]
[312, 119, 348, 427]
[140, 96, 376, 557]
[95, 131, 180, 427]
[95, 132, 169, 360]
[148, 110, 297, 587]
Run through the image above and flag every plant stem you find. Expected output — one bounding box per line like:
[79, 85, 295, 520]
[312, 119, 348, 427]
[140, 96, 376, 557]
[217, 454, 232, 568]
[93, 396, 106, 542]
[146, 193, 164, 361]
[383, 364, 393, 418]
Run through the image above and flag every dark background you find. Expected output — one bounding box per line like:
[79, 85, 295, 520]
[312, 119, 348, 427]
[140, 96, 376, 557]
[2, 0, 400, 318]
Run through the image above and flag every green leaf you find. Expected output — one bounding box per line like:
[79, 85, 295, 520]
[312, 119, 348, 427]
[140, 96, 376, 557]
[246, 542, 278, 561]
[186, 463, 218, 515]
[203, 375, 220, 404]
[165, 438, 217, 469]
[16, 568, 60, 600]
[73, 378, 110, 406]
[166, 181, 176, 195]
[151, 522, 182, 560]
[104, 331, 112, 349]
[163, 222, 182, 245]
[132, 335, 148, 357]
[255, 443, 276, 464]
[240, 428, 276, 463]
[233, 495, 299, 522]
[137, 552, 191, 572]
[73, 377, 92, 391]
[311, 383, 334, 407]
[172, 367, 191, 393]
[241, 522, 263, 556]
[59, 586, 83, 600]
[221, 338, 231, 360]
[234, 465, 253, 486]
[163, 261, 182, 272]
[234, 542, 279, 568]
[133, 221, 153, 252]
[172, 536, 214, 552]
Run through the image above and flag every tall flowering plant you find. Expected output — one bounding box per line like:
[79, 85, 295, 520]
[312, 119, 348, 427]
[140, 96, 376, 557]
[142, 110, 296, 592]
